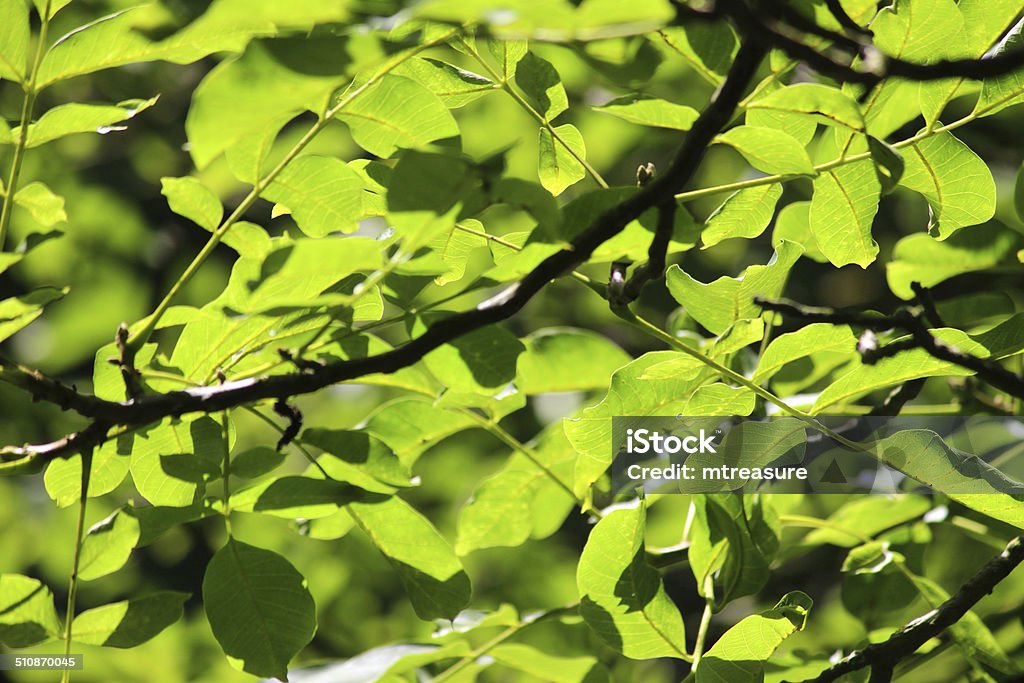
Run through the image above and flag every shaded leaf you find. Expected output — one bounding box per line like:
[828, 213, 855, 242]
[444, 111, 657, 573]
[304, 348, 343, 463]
[72, 592, 187, 648]
[595, 95, 700, 130]
[538, 123, 587, 196]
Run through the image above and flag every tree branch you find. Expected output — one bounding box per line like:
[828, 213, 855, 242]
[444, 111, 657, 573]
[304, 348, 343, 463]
[792, 536, 1024, 683]
[1, 41, 769, 461]
[757, 298, 1024, 400]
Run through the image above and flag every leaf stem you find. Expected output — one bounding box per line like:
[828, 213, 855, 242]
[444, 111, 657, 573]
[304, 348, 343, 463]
[690, 581, 715, 674]
[0, 0, 54, 250]
[60, 445, 91, 683]
[457, 37, 609, 189]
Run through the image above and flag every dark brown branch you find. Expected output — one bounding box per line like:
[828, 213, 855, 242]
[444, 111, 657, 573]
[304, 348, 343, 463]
[824, 0, 871, 37]
[757, 298, 1024, 400]
[725, 0, 1024, 87]
[1, 42, 769, 460]
[0, 421, 110, 471]
[792, 536, 1024, 683]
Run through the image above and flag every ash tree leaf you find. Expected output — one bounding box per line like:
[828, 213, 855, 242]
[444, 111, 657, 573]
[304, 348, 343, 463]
[809, 160, 880, 268]
[577, 500, 688, 660]
[715, 126, 816, 176]
[697, 591, 812, 683]
[387, 150, 475, 253]
[867, 135, 905, 195]
[747, 83, 865, 131]
[0, 0, 28, 83]
[771, 201, 827, 262]
[487, 39, 529, 79]
[568, 352, 755, 495]
[129, 416, 226, 507]
[337, 74, 459, 159]
[77, 506, 141, 581]
[886, 223, 1018, 299]
[72, 592, 188, 648]
[416, 319, 526, 394]
[161, 177, 223, 231]
[813, 328, 989, 410]
[349, 496, 471, 621]
[701, 184, 783, 248]
[228, 476, 372, 519]
[185, 36, 355, 169]
[203, 540, 316, 680]
[240, 235, 382, 312]
[14, 182, 67, 227]
[975, 17, 1024, 117]
[753, 323, 857, 385]
[666, 241, 802, 335]
[456, 425, 577, 554]
[514, 51, 569, 120]
[658, 23, 738, 86]
[21, 97, 159, 148]
[362, 398, 476, 466]
[899, 132, 996, 239]
[594, 95, 700, 130]
[689, 495, 780, 608]
[538, 123, 587, 196]
[394, 57, 494, 108]
[262, 155, 366, 237]
[0, 574, 62, 647]
[0, 286, 67, 343]
[516, 327, 630, 394]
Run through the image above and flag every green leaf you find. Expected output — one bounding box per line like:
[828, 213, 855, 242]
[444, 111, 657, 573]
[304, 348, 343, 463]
[44, 439, 133, 508]
[899, 132, 996, 239]
[809, 160, 880, 268]
[516, 327, 630, 394]
[538, 123, 587, 196]
[753, 323, 856, 385]
[975, 18, 1024, 117]
[72, 592, 188, 648]
[716, 126, 816, 176]
[0, 286, 67, 343]
[417, 320, 526, 394]
[689, 495, 780, 607]
[349, 496, 471, 620]
[203, 540, 316, 680]
[78, 506, 141, 581]
[867, 135, 905, 195]
[886, 223, 1017, 299]
[456, 425, 577, 554]
[568, 353, 755, 494]
[238, 236, 382, 312]
[490, 644, 606, 682]
[229, 476, 371, 519]
[701, 184, 783, 248]
[395, 57, 494, 108]
[487, 39, 529, 79]
[230, 446, 285, 479]
[262, 155, 366, 236]
[387, 150, 474, 252]
[747, 83, 865, 131]
[697, 591, 812, 683]
[0, 0, 28, 83]
[14, 182, 67, 227]
[666, 241, 802, 335]
[801, 496, 932, 548]
[594, 95, 700, 130]
[302, 429, 413, 490]
[813, 328, 988, 410]
[514, 51, 569, 121]
[771, 201, 826, 262]
[161, 177, 223, 231]
[0, 575, 61, 647]
[21, 97, 159, 147]
[577, 501, 688, 660]
[337, 74, 459, 158]
[129, 416, 225, 507]
[658, 24, 737, 86]
[38, 2, 352, 89]
[362, 398, 475, 465]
